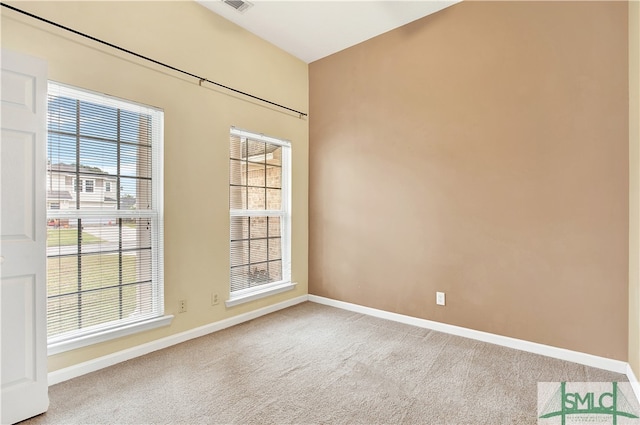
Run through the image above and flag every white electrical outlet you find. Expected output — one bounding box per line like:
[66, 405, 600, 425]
[179, 299, 187, 313]
[212, 293, 219, 306]
[436, 292, 446, 306]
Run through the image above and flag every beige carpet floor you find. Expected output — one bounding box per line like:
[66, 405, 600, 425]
[22, 301, 633, 424]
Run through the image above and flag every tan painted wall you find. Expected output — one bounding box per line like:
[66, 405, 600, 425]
[630, 0, 640, 376]
[309, 1, 629, 360]
[1, 1, 308, 372]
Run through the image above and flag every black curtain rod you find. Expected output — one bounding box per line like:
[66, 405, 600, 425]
[1, 2, 308, 117]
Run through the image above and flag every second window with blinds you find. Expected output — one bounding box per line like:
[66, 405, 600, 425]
[228, 128, 293, 306]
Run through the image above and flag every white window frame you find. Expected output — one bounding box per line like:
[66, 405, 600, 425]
[226, 127, 294, 307]
[46, 82, 171, 354]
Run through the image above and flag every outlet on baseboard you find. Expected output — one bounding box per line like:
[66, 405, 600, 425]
[436, 292, 446, 306]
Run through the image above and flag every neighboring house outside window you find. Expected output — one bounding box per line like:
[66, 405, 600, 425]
[227, 127, 293, 307]
[46, 82, 168, 353]
[54, 167, 116, 208]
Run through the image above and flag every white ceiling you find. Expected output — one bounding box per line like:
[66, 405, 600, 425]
[197, 1, 460, 63]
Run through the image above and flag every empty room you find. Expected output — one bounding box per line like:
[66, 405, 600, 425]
[1, 0, 639, 424]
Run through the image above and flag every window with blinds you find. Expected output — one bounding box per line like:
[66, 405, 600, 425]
[229, 128, 291, 300]
[46, 82, 164, 347]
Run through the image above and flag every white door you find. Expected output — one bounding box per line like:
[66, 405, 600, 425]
[0, 49, 49, 424]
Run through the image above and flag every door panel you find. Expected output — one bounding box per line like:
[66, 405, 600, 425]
[1, 70, 35, 112]
[1, 275, 36, 386]
[1, 129, 36, 241]
[0, 49, 49, 425]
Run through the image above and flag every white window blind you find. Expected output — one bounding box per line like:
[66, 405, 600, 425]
[229, 128, 291, 300]
[46, 82, 164, 347]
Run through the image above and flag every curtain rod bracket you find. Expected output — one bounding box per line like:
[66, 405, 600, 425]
[199, 78, 205, 87]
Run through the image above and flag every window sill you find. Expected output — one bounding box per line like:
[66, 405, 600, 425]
[47, 315, 174, 356]
[225, 281, 297, 308]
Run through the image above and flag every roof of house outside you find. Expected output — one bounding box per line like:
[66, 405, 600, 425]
[49, 163, 113, 177]
[47, 190, 72, 200]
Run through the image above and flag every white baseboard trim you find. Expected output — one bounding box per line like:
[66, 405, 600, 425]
[308, 295, 628, 374]
[48, 295, 308, 385]
[49, 292, 638, 398]
[628, 363, 640, 406]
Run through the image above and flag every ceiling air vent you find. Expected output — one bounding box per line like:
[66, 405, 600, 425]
[222, 0, 253, 13]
